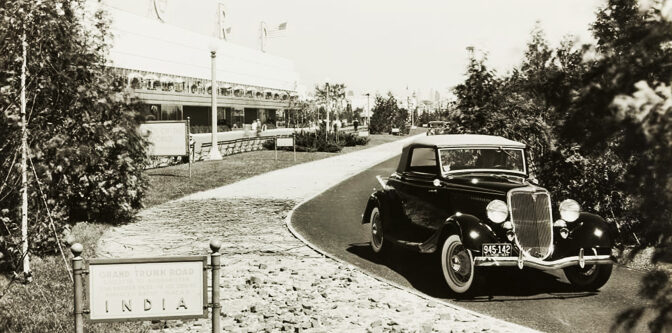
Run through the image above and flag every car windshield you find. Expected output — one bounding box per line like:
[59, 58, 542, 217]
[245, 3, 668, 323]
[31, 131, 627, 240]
[438, 147, 526, 174]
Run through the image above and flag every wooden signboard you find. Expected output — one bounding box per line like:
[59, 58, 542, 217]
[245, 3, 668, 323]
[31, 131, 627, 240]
[276, 137, 294, 147]
[87, 256, 207, 322]
[275, 135, 296, 162]
[139, 120, 189, 157]
[139, 119, 192, 177]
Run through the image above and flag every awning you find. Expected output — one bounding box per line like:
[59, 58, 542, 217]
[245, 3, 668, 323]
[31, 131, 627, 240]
[221, 84, 232, 89]
[159, 76, 172, 83]
[233, 86, 244, 91]
[246, 87, 256, 93]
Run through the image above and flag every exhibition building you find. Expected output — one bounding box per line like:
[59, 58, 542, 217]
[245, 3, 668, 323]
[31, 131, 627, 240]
[90, 0, 301, 129]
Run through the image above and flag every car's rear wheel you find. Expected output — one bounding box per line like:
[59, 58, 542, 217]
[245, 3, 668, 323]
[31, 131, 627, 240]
[563, 263, 612, 291]
[440, 235, 474, 294]
[369, 206, 385, 254]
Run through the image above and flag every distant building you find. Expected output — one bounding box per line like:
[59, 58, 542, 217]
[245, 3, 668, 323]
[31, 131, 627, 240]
[88, 0, 300, 128]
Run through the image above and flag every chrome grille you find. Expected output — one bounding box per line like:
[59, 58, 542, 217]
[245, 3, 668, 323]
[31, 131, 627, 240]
[508, 189, 553, 259]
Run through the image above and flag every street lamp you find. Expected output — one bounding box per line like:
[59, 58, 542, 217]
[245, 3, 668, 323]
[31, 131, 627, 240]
[208, 40, 222, 160]
[364, 93, 370, 126]
[324, 77, 330, 139]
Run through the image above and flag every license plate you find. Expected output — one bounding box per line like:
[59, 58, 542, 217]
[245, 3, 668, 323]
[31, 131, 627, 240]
[482, 243, 512, 257]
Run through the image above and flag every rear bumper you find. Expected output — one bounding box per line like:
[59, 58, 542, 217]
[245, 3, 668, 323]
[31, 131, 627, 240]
[474, 254, 615, 270]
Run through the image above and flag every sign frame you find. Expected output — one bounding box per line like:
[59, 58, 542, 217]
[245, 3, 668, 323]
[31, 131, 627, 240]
[275, 134, 296, 162]
[85, 255, 208, 323]
[140, 120, 190, 157]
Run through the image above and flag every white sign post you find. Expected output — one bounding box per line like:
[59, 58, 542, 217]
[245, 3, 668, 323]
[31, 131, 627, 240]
[71, 241, 222, 333]
[139, 120, 191, 177]
[275, 134, 296, 162]
[87, 258, 207, 321]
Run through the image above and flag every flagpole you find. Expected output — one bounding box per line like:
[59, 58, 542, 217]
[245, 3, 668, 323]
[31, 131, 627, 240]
[259, 21, 266, 52]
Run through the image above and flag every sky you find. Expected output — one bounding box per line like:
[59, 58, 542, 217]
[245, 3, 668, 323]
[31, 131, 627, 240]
[225, 0, 606, 99]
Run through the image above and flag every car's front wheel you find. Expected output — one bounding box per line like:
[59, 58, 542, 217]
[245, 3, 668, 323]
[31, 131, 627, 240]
[440, 235, 474, 294]
[563, 263, 612, 291]
[369, 206, 385, 254]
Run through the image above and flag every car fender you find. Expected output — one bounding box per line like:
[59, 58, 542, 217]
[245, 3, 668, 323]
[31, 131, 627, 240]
[361, 190, 401, 226]
[565, 212, 613, 254]
[433, 214, 498, 252]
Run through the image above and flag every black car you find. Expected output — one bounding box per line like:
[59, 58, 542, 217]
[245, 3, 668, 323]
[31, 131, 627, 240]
[426, 121, 447, 136]
[362, 134, 615, 294]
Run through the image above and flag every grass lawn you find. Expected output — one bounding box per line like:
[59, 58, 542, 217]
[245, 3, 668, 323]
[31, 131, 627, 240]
[0, 131, 419, 333]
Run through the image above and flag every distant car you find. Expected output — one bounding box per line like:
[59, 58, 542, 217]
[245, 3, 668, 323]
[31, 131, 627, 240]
[426, 121, 447, 135]
[361, 134, 615, 294]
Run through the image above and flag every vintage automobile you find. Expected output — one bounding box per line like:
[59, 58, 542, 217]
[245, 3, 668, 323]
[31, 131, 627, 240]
[426, 121, 447, 136]
[361, 134, 615, 294]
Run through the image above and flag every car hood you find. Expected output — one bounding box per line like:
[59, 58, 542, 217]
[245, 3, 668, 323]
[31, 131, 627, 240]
[444, 173, 533, 195]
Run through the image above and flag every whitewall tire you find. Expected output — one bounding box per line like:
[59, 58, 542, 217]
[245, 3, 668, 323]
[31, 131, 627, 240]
[370, 207, 385, 253]
[440, 235, 474, 294]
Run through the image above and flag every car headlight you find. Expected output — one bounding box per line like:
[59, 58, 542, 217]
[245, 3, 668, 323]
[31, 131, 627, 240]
[559, 199, 580, 222]
[486, 199, 508, 223]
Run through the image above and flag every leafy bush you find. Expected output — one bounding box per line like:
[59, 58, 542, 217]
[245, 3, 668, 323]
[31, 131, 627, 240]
[369, 94, 408, 134]
[449, 1, 672, 329]
[0, 1, 149, 269]
[338, 131, 370, 146]
[263, 130, 369, 153]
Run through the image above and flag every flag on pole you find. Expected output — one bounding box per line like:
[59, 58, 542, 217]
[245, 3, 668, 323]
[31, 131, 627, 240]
[277, 22, 287, 30]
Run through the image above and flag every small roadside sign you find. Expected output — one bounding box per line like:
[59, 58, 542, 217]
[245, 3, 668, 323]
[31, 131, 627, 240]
[275, 134, 296, 162]
[87, 256, 207, 322]
[358, 130, 369, 137]
[71, 241, 223, 333]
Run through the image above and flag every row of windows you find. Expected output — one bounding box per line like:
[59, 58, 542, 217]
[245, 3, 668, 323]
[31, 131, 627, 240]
[124, 77, 294, 101]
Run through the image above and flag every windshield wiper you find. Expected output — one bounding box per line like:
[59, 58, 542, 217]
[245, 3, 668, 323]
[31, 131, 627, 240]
[498, 146, 515, 159]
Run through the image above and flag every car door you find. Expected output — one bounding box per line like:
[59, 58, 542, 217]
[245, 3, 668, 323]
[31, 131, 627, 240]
[394, 147, 442, 242]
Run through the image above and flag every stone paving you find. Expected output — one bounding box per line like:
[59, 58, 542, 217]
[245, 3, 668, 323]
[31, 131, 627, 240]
[96, 136, 537, 333]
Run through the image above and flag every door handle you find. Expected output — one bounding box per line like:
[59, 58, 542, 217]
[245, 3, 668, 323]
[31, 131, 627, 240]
[428, 189, 438, 193]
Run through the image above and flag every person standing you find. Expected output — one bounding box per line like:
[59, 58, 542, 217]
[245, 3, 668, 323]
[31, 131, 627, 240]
[353, 119, 359, 131]
[251, 119, 258, 137]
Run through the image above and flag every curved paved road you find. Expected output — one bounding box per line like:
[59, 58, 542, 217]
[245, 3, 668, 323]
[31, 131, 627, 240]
[291, 157, 651, 333]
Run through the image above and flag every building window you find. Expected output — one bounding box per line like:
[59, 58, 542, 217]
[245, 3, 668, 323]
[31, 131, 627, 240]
[130, 77, 141, 89]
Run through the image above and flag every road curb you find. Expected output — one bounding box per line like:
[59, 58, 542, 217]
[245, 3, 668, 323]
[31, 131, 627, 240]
[284, 169, 541, 333]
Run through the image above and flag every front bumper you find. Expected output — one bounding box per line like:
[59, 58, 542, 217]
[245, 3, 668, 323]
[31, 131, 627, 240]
[474, 251, 615, 270]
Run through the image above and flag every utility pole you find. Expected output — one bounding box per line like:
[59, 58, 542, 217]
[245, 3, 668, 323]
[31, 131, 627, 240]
[365, 93, 370, 126]
[20, 28, 31, 282]
[325, 82, 330, 139]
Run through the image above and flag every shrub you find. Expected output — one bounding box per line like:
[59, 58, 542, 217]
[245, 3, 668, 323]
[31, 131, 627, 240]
[261, 130, 371, 153]
[337, 131, 370, 146]
[0, 1, 149, 269]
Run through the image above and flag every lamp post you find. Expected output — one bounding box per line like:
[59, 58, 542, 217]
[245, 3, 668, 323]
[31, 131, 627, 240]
[365, 93, 370, 126]
[324, 78, 330, 139]
[208, 40, 222, 160]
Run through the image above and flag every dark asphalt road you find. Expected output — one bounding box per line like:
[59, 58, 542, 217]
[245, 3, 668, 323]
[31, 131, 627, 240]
[291, 156, 651, 333]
